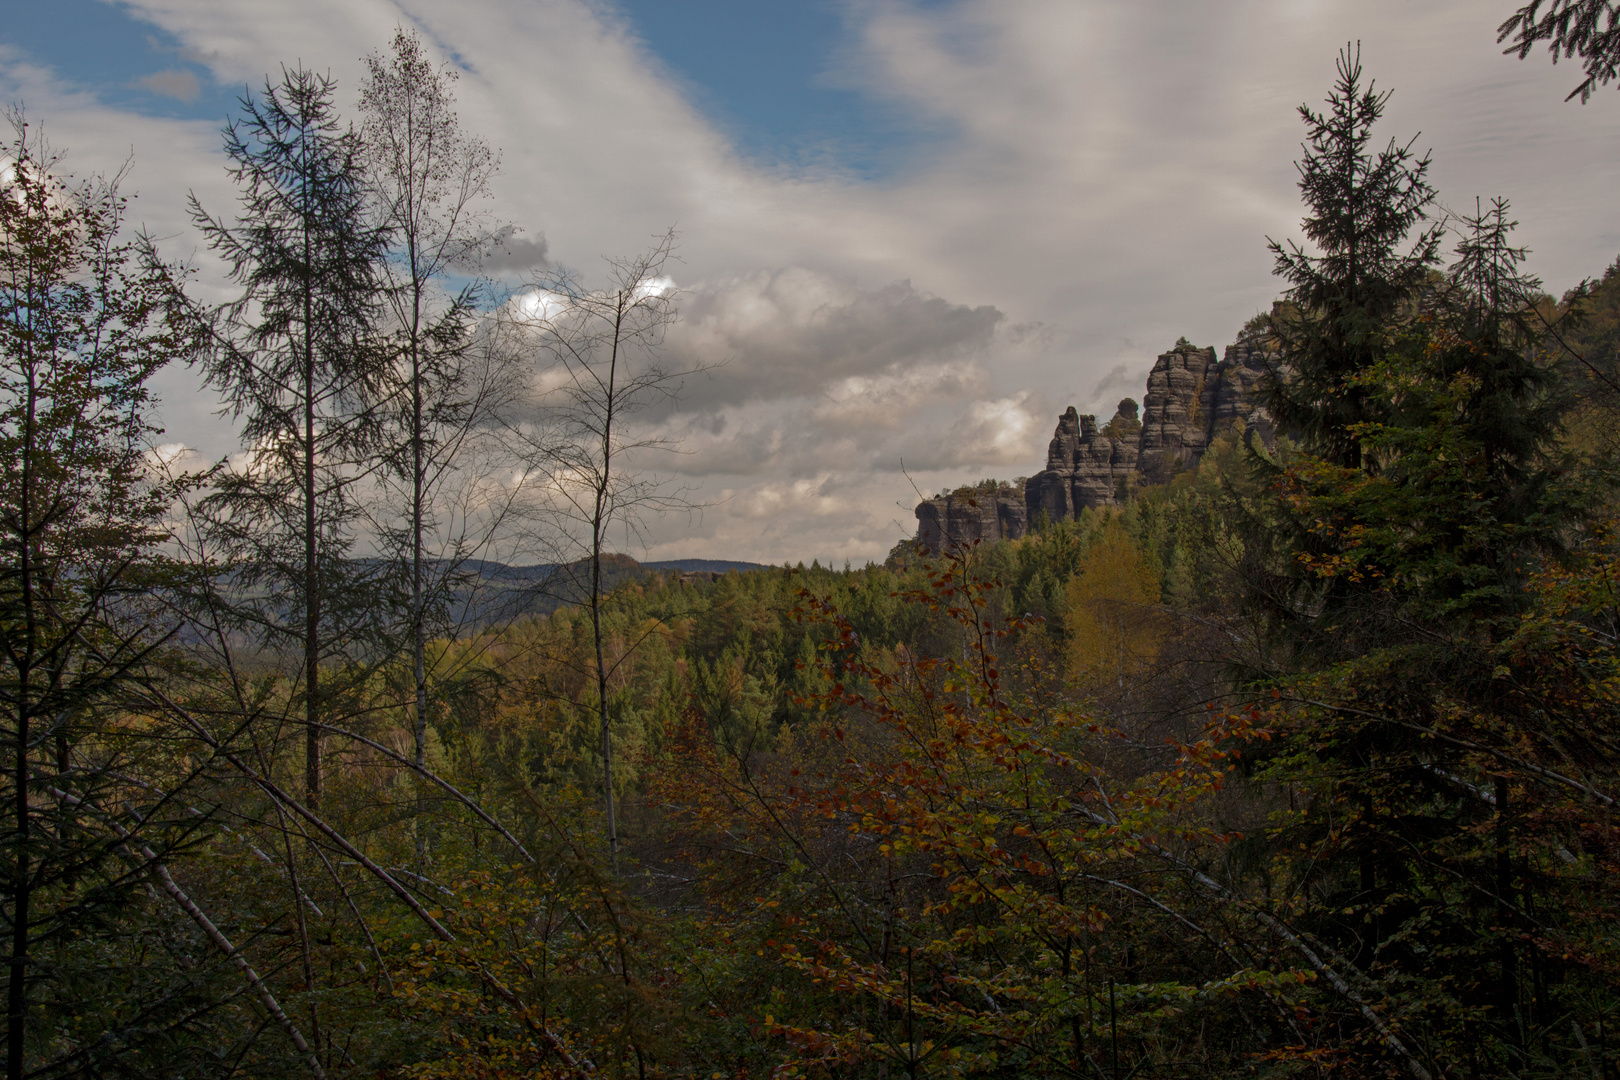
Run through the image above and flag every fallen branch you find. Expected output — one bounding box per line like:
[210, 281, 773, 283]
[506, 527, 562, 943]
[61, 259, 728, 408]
[49, 786, 326, 1080]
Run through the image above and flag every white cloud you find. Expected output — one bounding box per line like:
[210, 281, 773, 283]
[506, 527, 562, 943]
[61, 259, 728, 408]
[662, 268, 1003, 412]
[6, 0, 1620, 564]
[510, 287, 572, 325]
[144, 441, 206, 475]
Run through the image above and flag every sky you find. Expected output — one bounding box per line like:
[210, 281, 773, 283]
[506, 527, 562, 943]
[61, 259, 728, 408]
[4, 0, 1619, 565]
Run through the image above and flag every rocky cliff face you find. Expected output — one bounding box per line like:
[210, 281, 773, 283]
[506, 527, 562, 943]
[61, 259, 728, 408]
[1137, 341, 1218, 483]
[1025, 401, 1141, 523]
[1133, 338, 1275, 484]
[1211, 338, 1276, 448]
[915, 336, 1276, 550]
[914, 480, 1030, 549]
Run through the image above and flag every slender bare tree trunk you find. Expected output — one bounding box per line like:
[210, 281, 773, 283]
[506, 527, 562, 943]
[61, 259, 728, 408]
[413, 375, 427, 856]
[7, 344, 38, 1080]
[512, 235, 685, 869]
[593, 297, 624, 867]
[303, 223, 321, 811]
[358, 32, 508, 866]
[410, 254, 428, 866]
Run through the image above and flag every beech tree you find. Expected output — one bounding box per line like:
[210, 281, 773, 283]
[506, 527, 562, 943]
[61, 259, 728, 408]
[0, 115, 215, 1078]
[1062, 515, 1165, 695]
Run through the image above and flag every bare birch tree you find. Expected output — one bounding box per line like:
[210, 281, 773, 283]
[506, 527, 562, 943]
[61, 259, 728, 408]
[504, 233, 692, 863]
[358, 29, 532, 859]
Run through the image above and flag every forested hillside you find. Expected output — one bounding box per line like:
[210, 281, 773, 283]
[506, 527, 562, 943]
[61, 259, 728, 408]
[3, 24, 1620, 1080]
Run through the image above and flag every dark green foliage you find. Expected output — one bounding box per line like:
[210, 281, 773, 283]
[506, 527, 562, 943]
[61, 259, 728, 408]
[1266, 44, 1443, 469]
[0, 115, 220, 1079]
[1245, 96, 1614, 1074]
[7, 31, 1620, 1080]
[1500, 0, 1620, 102]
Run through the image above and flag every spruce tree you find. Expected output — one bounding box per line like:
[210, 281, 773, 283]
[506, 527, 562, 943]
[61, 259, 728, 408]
[1499, 0, 1620, 102]
[1254, 58, 1604, 1068]
[190, 67, 390, 808]
[1266, 44, 1442, 470]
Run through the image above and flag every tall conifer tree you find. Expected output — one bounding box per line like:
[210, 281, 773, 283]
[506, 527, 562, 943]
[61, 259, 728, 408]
[190, 67, 390, 808]
[1252, 54, 1607, 1076]
[1266, 44, 1442, 470]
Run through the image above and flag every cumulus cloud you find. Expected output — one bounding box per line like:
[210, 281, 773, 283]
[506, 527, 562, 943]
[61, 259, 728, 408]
[620, 270, 1028, 491]
[663, 269, 1002, 411]
[11, 0, 1620, 562]
[608, 270, 1047, 562]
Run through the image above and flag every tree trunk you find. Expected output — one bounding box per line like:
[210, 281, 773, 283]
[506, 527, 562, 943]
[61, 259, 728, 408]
[7, 355, 39, 1080]
[412, 327, 427, 866]
[594, 299, 625, 866]
[1495, 775, 1518, 1039]
[303, 236, 321, 810]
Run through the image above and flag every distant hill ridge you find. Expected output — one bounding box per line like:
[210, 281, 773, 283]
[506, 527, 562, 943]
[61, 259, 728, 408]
[642, 559, 768, 574]
[350, 555, 776, 632]
[433, 555, 769, 581]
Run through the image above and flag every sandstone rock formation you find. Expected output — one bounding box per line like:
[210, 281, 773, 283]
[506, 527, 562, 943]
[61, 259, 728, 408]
[1025, 400, 1141, 523]
[913, 335, 1278, 551]
[1212, 338, 1276, 448]
[1137, 340, 1219, 483]
[914, 480, 1030, 549]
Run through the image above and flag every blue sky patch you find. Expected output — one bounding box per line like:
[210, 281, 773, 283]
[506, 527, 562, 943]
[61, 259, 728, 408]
[612, 0, 948, 179]
[4, 0, 238, 124]
[5, 0, 947, 179]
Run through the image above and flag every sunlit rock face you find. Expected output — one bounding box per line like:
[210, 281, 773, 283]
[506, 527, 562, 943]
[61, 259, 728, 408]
[913, 335, 1278, 551]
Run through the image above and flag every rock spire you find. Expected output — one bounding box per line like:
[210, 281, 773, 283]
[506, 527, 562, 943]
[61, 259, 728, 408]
[913, 336, 1276, 549]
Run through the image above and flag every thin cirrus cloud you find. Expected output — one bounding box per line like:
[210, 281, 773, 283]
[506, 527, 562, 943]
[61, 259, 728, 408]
[3, 0, 1620, 564]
